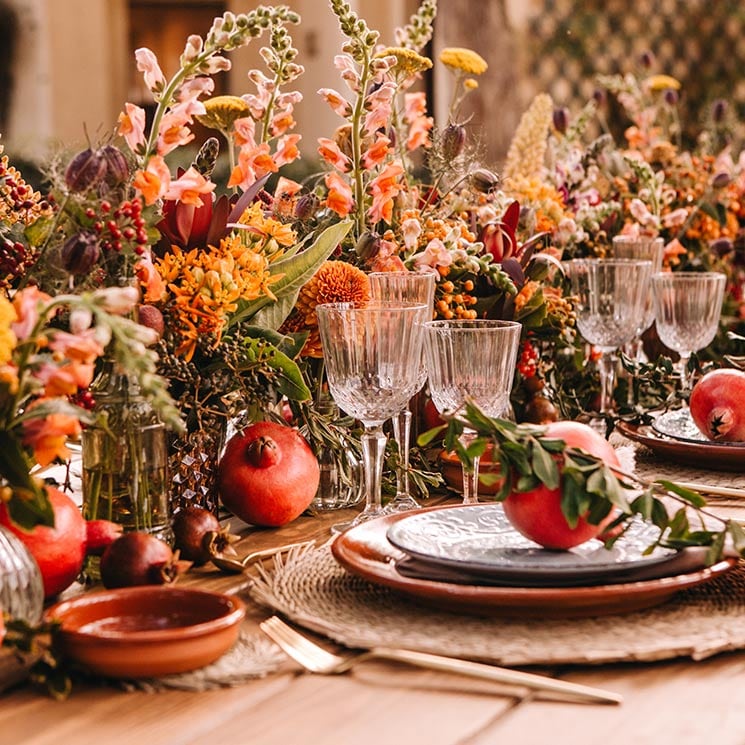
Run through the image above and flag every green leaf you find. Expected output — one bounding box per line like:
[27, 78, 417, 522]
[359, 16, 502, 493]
[516, 473, 540, 492]
[416, 423, 447, 447]
[249, 291, 300, 331]
[239, 325, 306, 359]
[229, 220, 352, 327]
[667, 507, 690, 538]
[728, 520, 745, 557]
[655, 479, 707, 508]
[705, 529, 727, 565]
[531, 442, 559, 489]
[238, 339, 311, 401]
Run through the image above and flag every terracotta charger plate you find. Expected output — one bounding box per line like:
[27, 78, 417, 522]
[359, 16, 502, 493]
[331, 505, 736, 619]
[616, 420, 745, 472]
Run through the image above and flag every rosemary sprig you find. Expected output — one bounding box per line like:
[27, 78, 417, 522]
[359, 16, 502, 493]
[419, 400, 745, 564]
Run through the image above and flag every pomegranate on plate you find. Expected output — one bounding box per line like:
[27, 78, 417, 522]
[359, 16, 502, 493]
[502, 421, 620, 550]
[690, 368, 745, 441]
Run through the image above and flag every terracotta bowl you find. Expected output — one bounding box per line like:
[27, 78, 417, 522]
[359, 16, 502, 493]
[45, 586, 245, 678]
[439, 449, 504, 496]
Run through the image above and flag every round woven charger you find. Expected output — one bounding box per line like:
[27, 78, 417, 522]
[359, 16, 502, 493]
[249, 545, 745, 666]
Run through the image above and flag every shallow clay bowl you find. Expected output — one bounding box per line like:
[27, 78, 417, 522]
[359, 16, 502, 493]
[45, 586, 245, 678]
[439, 449, 503, 496]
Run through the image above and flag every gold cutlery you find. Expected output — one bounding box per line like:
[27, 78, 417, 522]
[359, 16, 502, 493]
[211, 541, 315, 573]
[260, 615, 623, 705]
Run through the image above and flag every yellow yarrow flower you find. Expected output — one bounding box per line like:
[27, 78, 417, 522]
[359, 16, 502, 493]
[645, 74, 681, 92]
[439, 47, 488, 76]
[196, 95, 252, 132]
[376, 46, 433, 77]
[464, 78, 479, 90]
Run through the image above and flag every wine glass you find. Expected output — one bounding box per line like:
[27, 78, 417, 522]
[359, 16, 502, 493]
[611, 235, 665, 362]
[564, 259, 653, 415]
[368, 271, 436, 514]
[316, 301, 429, 532]
[652, 271, 726, 396]
[423, 319, 521, 504]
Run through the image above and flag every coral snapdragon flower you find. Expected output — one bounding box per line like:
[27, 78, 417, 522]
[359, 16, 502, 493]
[368, 161, 405, 224]
[324, 172, 354, 217]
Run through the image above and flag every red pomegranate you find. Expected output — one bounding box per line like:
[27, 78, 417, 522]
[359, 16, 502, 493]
[690, 368, 745, 441]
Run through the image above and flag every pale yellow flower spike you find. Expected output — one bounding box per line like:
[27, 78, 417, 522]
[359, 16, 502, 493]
[645, 74, 682, 92]
[503, 93, 554, 183]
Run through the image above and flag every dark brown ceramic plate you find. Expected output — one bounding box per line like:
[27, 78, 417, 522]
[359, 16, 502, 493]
[331, 505, 736, 619]
[616, 420, 745, 472]
[45, 586, 245, 678]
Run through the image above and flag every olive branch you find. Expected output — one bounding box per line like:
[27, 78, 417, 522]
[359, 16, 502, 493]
[418, 401, 745, 564]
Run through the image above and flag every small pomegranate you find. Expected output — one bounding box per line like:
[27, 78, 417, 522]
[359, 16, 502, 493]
[100, 532, 188, 589]
[137, 304, 165, 339]
[690, 368, 745, 441]
[172, 506, 234, 566]
[85, 519, 123, 557]
[218, 421, 320, 527]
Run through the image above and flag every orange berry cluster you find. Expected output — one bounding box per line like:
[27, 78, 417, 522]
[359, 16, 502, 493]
[434, 278, 478, 320]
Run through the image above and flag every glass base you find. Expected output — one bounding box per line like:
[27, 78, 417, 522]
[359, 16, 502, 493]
[383, 494, 421, 514]
[330, 505, 388, 534]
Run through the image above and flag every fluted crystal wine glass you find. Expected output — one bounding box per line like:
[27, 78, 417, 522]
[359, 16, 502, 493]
[316, 301, 429, 533]
[423, 319, 521, 504]
[651, 271, 726, 396]
[565, 258, 653, 415]
[368, 271, 436, 514]
[611, 235, 665, 362]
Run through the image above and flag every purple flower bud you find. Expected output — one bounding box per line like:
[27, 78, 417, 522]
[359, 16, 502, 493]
[100, 145, 130, 187]
[711, 238, 733, 257]
[592, 88, 607, 106]
[712, 99, 728, 123]
[61, 232, 101, 274]
[712, 172, 731, 188]
[354, 231, 380, 261]
[664, 88, 678, 106]
[441, 123, 466, 159]
[552, 107, 569, 134]
[470, 168, 500, 194]
[64, 148, 107, 192]
[293, 192, 320, 221]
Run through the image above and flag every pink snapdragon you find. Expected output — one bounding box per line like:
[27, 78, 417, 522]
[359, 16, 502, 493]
[11, 287, 50, 340]
[165, 166, 216, 208]
[117, 103, 147, 152]
[363, 134, 392, 169]
[364, 82, 396, 135]
[413, 239, 453, 271]
[368, 161, 405, 224]
[275, 134, 301, 167]
[135, 48, 166, 92]
[324, 172, 354, 217]
[318, 88, 352, 117]
[133, 154, 171, 205]
[404, 92, 433, 151]
[317, 138, 350, 172]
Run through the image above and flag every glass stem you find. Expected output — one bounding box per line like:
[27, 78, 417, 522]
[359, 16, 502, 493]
[679, 353, 693, 402]
[460, 431, 480, 505]
[391, 409, 412, 498]
[597, 351, 618, 414]
[361, 425, 387, 512]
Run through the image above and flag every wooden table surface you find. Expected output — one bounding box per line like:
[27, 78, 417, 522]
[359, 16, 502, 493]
[4, 494, 745, 745]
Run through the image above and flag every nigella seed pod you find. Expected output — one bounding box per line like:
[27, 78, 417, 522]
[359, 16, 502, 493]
[712, 172, 731, 189]
[354, 231, 380, 261]
[711, 238, 733, 257]
[294, 192, 320, 221]
[470, 168, 500, 194]
[441, 123, 466, 160]
[64, 148, 107, 192]
[552, 107, 569, 134]
[60, 231, 101, 274]
[592, 88, 607, 106]
[664, 88, 679, 106]
[712, 99, 728, 123]
[640, 50, 655, 69]
[100, 145, 130, 187]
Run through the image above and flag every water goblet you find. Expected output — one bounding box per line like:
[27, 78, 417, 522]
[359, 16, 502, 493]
[316, 301, 429, 533]
[651, 271, 726, 397]
[368, 271, 436, 513]
[564, 258, 653, 416]
[423, 319, 521, 504]
[611, 235, 665, 362]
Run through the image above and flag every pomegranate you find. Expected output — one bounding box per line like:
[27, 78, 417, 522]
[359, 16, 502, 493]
[690, 368, 745, 441]
[502, 421, 620, 549]
[218, 421, 320, 527]
[0, 487, 86, 599]
[100, 531, 188, 589]
[172, 506, 233, 566]
[85, 519, 123, 557]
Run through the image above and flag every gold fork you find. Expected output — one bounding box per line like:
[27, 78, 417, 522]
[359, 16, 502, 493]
[260, 615, 622, 705]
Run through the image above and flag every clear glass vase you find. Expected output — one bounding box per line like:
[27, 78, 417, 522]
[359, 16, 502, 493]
[0, 524, 43, 624]
[81, 360, 170, 542]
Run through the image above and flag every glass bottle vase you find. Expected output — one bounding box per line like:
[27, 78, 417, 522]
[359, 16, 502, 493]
[0, 524, 43, 624]
[81, 360, 171, 542]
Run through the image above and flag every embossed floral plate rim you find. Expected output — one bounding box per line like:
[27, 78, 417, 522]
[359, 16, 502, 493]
[331, 505, 736, 619]
[385, 504, 676, 584]
[617, 420, 745, 472]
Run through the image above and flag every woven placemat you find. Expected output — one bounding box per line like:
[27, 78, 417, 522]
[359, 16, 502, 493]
[120, 627, 284, 692]
[249, 544, 745, 666]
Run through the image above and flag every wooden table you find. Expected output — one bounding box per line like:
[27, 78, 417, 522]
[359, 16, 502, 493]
[4, 496, 745, 745]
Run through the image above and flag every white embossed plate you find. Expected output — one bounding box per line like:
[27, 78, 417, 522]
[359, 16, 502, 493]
[386, 504, 676, 585]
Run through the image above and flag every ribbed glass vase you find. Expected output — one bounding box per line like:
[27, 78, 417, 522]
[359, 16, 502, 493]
[0, 525, 43, 624]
